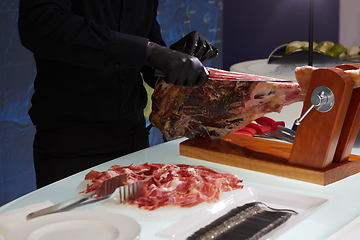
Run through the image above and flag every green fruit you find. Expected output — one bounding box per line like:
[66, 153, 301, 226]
[312, 42, 318, 49]
[315, 41, 334, 53]
[326, 44, 348, 58]
[300, 41, 309, 49]
[285, 41, 317, 55]
[285, 46, 302, 55]
[338, 52, 348, 59]
[349, 46, 360, 56]
[285, 41, 303, 55]
[300, 41, 317, 50]
[287, 41, 304, 49]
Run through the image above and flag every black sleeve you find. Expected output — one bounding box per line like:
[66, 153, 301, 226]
[18, 0, 149, 68]
[141, 0, 166, 88]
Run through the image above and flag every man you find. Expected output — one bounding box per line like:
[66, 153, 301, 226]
[18, 0, 218, 188]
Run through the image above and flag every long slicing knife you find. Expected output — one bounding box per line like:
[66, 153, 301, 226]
[154, 69, 293, 82]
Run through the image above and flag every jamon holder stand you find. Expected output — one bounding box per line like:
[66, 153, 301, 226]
[180, 64, 360, 186]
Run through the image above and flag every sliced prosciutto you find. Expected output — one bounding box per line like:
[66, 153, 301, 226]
[150, 67, 305, 140]
[83, 163, 243, 211]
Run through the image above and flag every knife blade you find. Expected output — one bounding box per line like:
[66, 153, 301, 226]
[155, 69, 292, 82]
[265, 130, 295, 143]
[255, 117, 296, 138]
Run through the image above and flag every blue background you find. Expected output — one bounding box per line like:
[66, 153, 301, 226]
[0, 0, 339, 206]
[1, 0, 37, 206]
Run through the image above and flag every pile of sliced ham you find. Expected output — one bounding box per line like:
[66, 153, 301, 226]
[83, 163, 243, 211]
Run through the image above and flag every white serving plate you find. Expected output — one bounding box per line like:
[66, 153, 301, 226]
[5, 211, 140, 240]
[155, 186, 328, 240]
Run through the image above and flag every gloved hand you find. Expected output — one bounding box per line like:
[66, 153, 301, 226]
[170, 31, 219, 62]
[145, 42, 209, 87]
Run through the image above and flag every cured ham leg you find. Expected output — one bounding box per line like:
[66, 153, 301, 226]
[150, 67, 305, 140]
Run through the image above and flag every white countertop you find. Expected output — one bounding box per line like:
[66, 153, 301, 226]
[2, 137, 360, 240]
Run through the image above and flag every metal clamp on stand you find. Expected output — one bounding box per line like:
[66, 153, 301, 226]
[293, 86, 335, 128]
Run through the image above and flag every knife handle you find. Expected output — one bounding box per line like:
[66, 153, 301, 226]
[255, 117, 285, 130]
[26, 192, 97, 220]
[246, 123, 271, 134]
[154, 69, 166, 77]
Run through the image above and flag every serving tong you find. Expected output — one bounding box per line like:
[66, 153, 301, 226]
[27, 174, 143, 220]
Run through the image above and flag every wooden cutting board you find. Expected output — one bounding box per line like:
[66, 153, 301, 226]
[179, 134, 360, 186]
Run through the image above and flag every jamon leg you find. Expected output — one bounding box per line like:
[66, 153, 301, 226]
[150, 68, 305, 140]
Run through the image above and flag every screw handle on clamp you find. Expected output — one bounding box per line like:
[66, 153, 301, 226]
[293, 86, 335, 129]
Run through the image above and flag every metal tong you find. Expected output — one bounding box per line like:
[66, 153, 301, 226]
[27, 174, 143, 220]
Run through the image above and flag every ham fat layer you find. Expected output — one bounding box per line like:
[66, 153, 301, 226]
[295, 66, 360, 93]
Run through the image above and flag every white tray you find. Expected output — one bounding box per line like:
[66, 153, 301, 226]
[155, 186, 328, 240]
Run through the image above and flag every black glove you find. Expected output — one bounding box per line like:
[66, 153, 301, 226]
[170, 31, 219, 62]
[145, 42, 209, 87]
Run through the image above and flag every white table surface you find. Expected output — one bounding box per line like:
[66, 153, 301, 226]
[1, 137, 360, 240]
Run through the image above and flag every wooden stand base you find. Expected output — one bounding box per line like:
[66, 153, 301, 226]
[179, 134, 360, 186]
